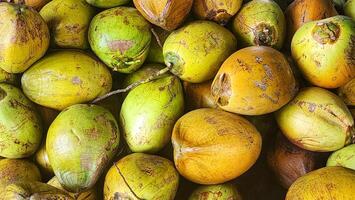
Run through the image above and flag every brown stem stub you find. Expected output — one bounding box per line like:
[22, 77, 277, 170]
[312, 22, 340, 45]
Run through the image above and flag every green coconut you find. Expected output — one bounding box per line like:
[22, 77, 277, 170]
[0, 2, 49, 73]
[120, 64, 184, 153]
[21, 50, 112, 111]
[232, 0, 286, 49]
[163, 20, 237, 83]
[46, 104, 120, 193]
[104, 153, 179, 200]
[88, 7, 151, 73]
[0, 83, 42, 158]
[291, 16, 355, 88]
[0, 159, 41, 192]
[85, 0, 130, 8]
[40, 0, 96, 49]
[189, 183, 242, 200]
[276, 87, 354, 152]
[327, 144, 355, 170]
[0, 181, 73, 200]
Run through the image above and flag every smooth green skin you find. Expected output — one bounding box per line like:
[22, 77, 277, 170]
[291, 16, 355, 88]
[189, 183, 242, 200]
[344, 0, 355, 20]
[0, 159, 41, 192]
[232, 0, 285, 49]
[120, 65, 184, 153]
[163, 20, 237, 83]
[47, 104, 120, 193]
[327, 144, 355, 170]
[21, 50, 112, 111]
[0, 84, 42, 158]
[104, 153, 179, 200]
[40, 0, 96, 49]
[276, 87, 354, 152]
[85, 0, 130, 8]
[0, 182, 73, 200]
[88, 7, 151, 73]
[0, 68, 17, 85]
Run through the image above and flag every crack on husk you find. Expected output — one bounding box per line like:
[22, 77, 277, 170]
[114, 162, 145, 200]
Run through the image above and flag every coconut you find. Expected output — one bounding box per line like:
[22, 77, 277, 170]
[40, 0, 96, 49]
[276, 87, 354, 152]
[0, 83, 42, 158]
[21, 50, 112, 111]
[172, 108, 262, 184]
[0, 2, 49, 73]
[46, 104, 120, 193]
[88, 7, 151, 73]
[104, 153, 179, 200]
[291, 16, 355, 88]
[163, 20, 237, 83]
[232, 0, 286, 49]
[211, 46, 297, 115]
[120, 64, 184, 153]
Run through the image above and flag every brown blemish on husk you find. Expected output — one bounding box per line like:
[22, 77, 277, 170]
[312, 22, 340, 44]
[212, 73, 231, 106]
[71, 76, 82, 85]
[108, 40, 134, 54]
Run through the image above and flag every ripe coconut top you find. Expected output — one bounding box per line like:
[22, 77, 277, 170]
[0, 2, 49, 73]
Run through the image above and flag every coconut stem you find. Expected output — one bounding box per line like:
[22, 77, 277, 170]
[92, 63, 173, 103]
[151, 28, 163, 48]
[113, 162, 145, 200]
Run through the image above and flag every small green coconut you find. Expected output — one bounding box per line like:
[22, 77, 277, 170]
[120, 64, 184, 153]
[163, 20, 237, 83]
[327, 144, 355, 170]
[46, 104, 120, 193]
[88, 7, 151, 73]
[0, 83, 42, 158]
[104, 153, 179, 200]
